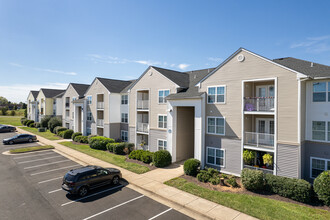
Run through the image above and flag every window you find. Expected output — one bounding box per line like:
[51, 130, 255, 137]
[66, 110, 70, 117]
[207, 117, 225, 135]
[313, 82, 326, 102]
[121, 130, 128, 142]
[87, 111, 92, 121]
[206, 147, 224, 167]
[311, 157, 330, 178]
[312, 121, 326, 141]
[158, 90, 170, 103]
[72, 97, 76, 101]
[121, 113, 128, 123]
[158, 115, 167, 129]
[208, 86, 225, 104]
[121, 95, 128, 105]
[86, 127, 91, 136]
[158, 139, 167, 150]
[87, 96, 92, 105]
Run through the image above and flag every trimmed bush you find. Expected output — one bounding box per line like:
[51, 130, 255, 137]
[265, 173, 311, 203]
[29, 123, 35, 128]
[40, 116, 52, 128]
[153, 150, 172, 168]
[48, 117, 62, 133]
[88, 135, 98, 144]
[26, 120, 34, 127]
[35, 122, 41, 128]
[107, 143, 115, 152]
[80, 136, 88, 144]
[74, 136, 82, 143]
[210, 176, 220, 185]
[226, 177, 239, 188]
[62, 129, 74, 139]
[184, 159, 201, 177]
[56, 127, 67, 135]
[129, 150, 144, 160]
[106, 143, 126, 155]
[314, 170, 330, 206]
[23, 119, 30, 126]
[72, 132, 82, 140]
[241, 168, 264, 191]
[20, 118, 27, 125]
[89, 136, 115, 150]
[125, 143, 135, 154]
[197, 170, 212, 183]
[141, 151, 154, 163]
[58, 131, 65, 137]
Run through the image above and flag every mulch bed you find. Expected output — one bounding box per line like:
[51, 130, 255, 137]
[181, 174, 330, 211]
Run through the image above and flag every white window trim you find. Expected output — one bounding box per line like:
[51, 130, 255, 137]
[310, 157, 330, 179]
[312, 81, 329, 103]
[158, 89, 170, 104]
[207, 116, 225, 136]
[157, 139, 167, 151]
[121, 113, 128, 124]
[206, 146, 225, 168]
[157, 114, 167, 129]
[121, 94, 128, 105]
[121, 130, 128, 142]
[311, 121, 330, 143]
[207, 85, 226, 104]
[87, 96, 92, 105]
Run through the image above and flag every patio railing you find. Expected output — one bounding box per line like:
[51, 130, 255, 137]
[244, 97, 274, 112]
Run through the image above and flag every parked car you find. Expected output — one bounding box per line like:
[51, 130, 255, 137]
[2, 134, 37, 145]
[62, 165, 122, 197]
[0, 125, 16, 133]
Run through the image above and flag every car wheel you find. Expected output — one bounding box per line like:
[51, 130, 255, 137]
[28, 139, 33, 143]
[78, 186, 88, 197]
[112, 176, 120, 185]
[9, 141, 14, 145]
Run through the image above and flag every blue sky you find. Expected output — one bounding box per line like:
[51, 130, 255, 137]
[1, 0, 330, 102]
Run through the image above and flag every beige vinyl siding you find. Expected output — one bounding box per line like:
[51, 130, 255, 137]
[200, 50, 299, 144]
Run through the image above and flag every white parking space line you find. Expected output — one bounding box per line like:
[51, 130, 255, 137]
[61, 185, 124, 207]
[13, 151, 55, 159]
[31, 165, 80, 176]
[38, 176, 63, 184]
[24, 160, 70, 169]
[82, 195, 145, 220]
[18, 155, 63, 164]
[148, 208, 173, 220]
[48, 188, 62, 194]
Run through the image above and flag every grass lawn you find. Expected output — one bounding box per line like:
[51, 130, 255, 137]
[59, 141, 150, 174]
[10, 145, 54, 154]
[0, 116, 22, 126]
[0, 109, 25, 116]
[165, 178, 330, 220]
[20, 127, 60, 140]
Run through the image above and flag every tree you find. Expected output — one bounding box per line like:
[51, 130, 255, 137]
[24, 109, 27, 118]
[0, 96, 8, 106]
[1, 107, 8, 115]
[10, 110, 15, 116]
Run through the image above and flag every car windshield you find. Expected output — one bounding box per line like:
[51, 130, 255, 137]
[12, 135, 20, 138]
[64, 173, 76, 182]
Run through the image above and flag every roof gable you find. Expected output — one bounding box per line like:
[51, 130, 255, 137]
[39, 88, 66, 98]
[70, 83, 90, 98]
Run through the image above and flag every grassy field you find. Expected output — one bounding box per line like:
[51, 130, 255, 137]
[20, 127, 60, 140]
[0, 109, 25, 116]
[165, 178, 330, 220]
[0, 116, 22, 126]
[10, 145, 54, 153]
[59, 141, 150, 174]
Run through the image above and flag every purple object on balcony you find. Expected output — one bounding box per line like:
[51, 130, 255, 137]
[245, 103, 255, 111]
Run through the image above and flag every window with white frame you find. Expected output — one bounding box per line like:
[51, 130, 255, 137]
[207, 117, 225, 135]
[206, 147, 224, 167]
[313, 82, 327, 102]
[72, 97, 77, 101]
[158, 115, 167, 129]
[87, 96, 92, 105]
[208, 86, 225, 104]
[121, 113, 128, 123]
[121, 130, 128, 142]
[158, 90, 170, 103]
[158, 139, 167, 150]
[86, 127, 91, 136]
[312, 121, 326, 141]
[121, 95, 128, 105]
[87, 111, 92, 121]
[311, 157, 330, 178]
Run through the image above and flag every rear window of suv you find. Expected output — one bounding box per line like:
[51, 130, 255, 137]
[64, 173, 76, 182]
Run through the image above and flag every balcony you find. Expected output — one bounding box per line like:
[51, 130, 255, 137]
[244, 97, 274, 113]
[136, 122, 149, 133]
[244, 132, 274, 149]
[243, 165, 273, 174]
[97, 102, 104, 109]
[97, 119, 104, 127]
[137, 100, 149, 110]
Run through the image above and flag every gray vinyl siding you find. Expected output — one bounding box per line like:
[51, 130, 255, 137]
[103, 124, 110, 138]
[129, 127, 135, 144]
[149, 129, 167, 152]
[120, 123, 128, 131]
[110, 123, 121, 140]
[277, 144, 299, 178]
[205, 135, 241, 175]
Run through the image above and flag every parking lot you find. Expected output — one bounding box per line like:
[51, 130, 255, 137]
[0, 132, 193, 220]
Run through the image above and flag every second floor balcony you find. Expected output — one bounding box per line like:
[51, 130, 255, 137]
[244, 132, 274, 149]
[137, 100, 149, 110]
[244, 97, 274, 113]
[97, 102, 104, 109]
[136, 122, 149, 133]
[97, 119, 104, 127]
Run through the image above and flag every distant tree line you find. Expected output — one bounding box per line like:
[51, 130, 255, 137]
[0, 96, 27, 116]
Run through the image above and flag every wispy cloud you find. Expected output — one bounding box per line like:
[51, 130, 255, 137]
[290, 35, 330, 53]
[178, 63, 190, 70]
[9, 63, 78, 76]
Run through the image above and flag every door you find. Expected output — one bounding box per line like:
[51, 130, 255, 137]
[256, 85, 275, 111]
[256, 118, 274, 146]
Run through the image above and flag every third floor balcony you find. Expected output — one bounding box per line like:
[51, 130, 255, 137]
[244, 132, 274, 150]
[244, 97, 274, 113]
[136, 122, 149, 133]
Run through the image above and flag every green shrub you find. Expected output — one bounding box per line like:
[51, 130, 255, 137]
[241, 168, 264, 191]
[29, 123, 35, 128]
[24, 109, 27, 118]
[128, 150, 145, 160]
[80, 136, 88, 144]
[74, 135, 82, 143]
[183, 159, 200, 177]
[48, 117, 62, 133]
[10, 110, 15, 116]
[207, 167, 219, 177]
[35, 122, 41, 128]
[20, 118, 27, 125]
[58, 131, 64, 137]
[226, 177, 239, 187]
[56, 127, 67, 135]
[153, 150, 172, 168]
[313, 170, 330, 206]
[40, 116, 52, 128]
[88, 135, 98, 144]
[113, 143, 126, 155]
[1, 107, 8, 115]
[243, 150, 256, 165]
[23, 119, 30, 126]
[26, 120, 34, 127]
[197, 170, 212, 183]
[220, 173, 228, 179]
[141, 151, 154, 163]
[107, 143, 114, 152]
[89, 136, 114, 150]
[38, 127, 46, 132]
[125, 143, 135, 154]
[72, 132, 82, 140]
[265, 173, 311, 203]
[62, 129, 74, 139]
[210, 176, 220, 185]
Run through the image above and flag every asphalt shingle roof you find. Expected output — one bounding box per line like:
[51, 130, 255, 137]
[53, 91, 65, 98]
[31, 91, 39, 99]
[152, 66, 190, 88]
[71, 83, 90, 98]
[96, 77, 135, 93]
[40, 88, 66, 98]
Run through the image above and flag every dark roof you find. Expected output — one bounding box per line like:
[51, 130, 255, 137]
[273, 57, 330, 78]
[96, 77, 134, 93]
[71, 83, 90, 98]
[121, 80, 136, 93]
[31, 91, 39, 99]
[40, 88, 66, 98]
[53, 91, 65, 98]
[152, 66, 190, 87]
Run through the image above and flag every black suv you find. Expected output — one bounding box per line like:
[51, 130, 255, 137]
[62, 165, 122, 197]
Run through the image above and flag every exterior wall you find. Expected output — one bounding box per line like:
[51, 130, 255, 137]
[109, 94, 121, 123]
[149, 129, 167, 152]
[27, 92, 36, 120]
[129, 126, 135, 144]
[205, 135, 241, 175]
[120, 123, 128, 131]
[110, 123, 121, 140]
[277, 144, 299, 178]
[62, 85, 79, 129]
[36, 91, 46, 116]
[55, 97, 63, 116]
[45, 98, 54, 115]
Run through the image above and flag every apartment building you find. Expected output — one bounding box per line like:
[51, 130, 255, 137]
[27, 90, 39, 121]
[62, 83, 90, 129]
[36, 88, 65, 121]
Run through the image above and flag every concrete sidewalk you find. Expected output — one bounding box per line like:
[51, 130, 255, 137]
[16, 127, 257, 220]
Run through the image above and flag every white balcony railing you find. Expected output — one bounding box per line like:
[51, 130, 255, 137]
[97, 102, 104, 109]
[244, 97, 274, 112]
[137, 100, 149, 110]
[136, 122, 149, 133]
[243, 165, 273, 174]
[244, 132, 274, 149]
[97, 119, 104, 127]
